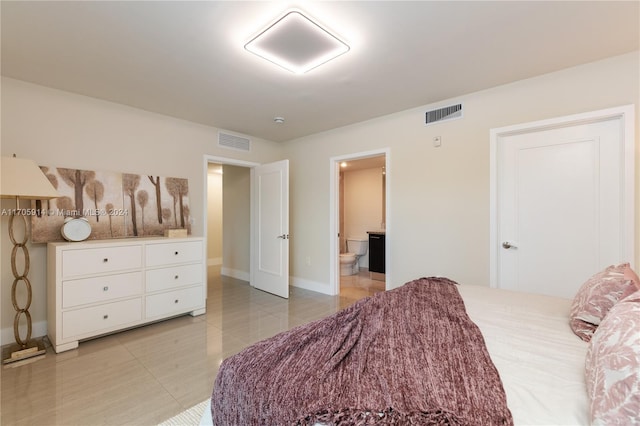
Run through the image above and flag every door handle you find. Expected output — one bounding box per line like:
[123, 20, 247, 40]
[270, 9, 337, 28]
[502, 241, 517, 249]
[277, 234, 290, 239]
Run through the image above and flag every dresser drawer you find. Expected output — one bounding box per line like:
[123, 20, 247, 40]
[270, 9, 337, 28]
[62, 272, 142, 308]
[62, 298, 142, 339]
[145, 286, 202, 319]
[145, 240, 202, 267]
[146, 264, 202, 293]
[62, 245, 142, 278]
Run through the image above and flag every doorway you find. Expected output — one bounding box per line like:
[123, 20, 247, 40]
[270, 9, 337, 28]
[203, 156, 258, 287]
[329, 149, 390, 296]
[203, 155, 290, 299]
[490, 105, 635, 298]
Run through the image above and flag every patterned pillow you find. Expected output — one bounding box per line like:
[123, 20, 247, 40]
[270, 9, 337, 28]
[585, 291, 640, 425]
[623, 264, 640, 290]
[569, 263, 637, 342]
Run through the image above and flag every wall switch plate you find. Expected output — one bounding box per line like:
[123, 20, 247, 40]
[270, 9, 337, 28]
[433, 136, 442, 147]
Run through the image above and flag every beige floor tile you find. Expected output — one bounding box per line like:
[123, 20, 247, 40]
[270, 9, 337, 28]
[1, 266, 382, 425]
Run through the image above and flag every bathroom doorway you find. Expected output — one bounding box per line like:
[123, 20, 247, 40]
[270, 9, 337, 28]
[329, 149, 390, 297]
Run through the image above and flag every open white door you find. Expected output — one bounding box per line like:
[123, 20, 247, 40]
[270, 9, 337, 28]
[251, 159, 289, 298]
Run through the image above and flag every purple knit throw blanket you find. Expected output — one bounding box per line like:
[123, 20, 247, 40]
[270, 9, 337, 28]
[211, 277, 513, 425]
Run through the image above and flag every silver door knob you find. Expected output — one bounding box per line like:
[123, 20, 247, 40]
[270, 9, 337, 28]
[502, 242, 517, 249]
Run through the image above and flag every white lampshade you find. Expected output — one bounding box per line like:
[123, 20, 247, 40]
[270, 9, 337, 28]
[1, 156, 59, 200]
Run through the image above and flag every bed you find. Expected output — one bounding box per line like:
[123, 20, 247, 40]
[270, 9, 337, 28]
[456, 284, 588, 425]
[203, 266, 640, 426]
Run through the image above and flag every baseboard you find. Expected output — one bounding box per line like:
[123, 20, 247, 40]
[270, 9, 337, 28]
[1, 320, 47, 347]
[220, 267, 250, 282]
[290, 276, 335, 295]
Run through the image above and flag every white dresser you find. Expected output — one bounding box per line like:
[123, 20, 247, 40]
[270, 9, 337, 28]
[47, 237, 206, 353]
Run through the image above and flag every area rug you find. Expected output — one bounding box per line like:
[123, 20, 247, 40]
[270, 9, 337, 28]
[158, 399, 209, 426]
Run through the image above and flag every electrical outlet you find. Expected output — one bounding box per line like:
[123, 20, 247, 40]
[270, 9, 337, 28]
[306, 256, 311, 266]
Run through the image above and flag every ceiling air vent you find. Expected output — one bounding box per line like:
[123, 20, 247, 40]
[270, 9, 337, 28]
[425, 103, 463, 126]
[218, 132, 251, 152]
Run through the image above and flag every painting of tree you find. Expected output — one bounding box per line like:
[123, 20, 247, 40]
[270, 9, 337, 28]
[182, 205, 192, 234]
[55, 196, 74, 217]
[85, 180, 105, 222]
[31, 167, 126, 242]
[148, 176, 163, 224]
[162, 208, 172, 224]
[57, 168, 96, 217]
[122, 173, 141, 236]
[31, 164, 189, 242]
[105, 202, 115, 237]
[165, 177, 189, 228]
[137, 190, 149, 236]
[130, 175, 191, 236]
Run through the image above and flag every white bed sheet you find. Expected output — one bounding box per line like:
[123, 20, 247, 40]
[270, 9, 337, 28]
[458, 285, 589, 425]
[201, 285, 589, 426]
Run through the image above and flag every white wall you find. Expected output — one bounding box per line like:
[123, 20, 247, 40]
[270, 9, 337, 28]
[0, 77, 282, 342]
[207, 164, 223, 265]
[284, 52, 640, 293]
[343, 167, 384, 267]
[221, 164, 250, 280]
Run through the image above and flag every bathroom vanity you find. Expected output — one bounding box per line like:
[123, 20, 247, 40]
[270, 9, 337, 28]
[367, 231, 385, 281]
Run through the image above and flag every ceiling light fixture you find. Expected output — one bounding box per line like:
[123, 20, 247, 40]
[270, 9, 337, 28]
[245, 10, 349, 74]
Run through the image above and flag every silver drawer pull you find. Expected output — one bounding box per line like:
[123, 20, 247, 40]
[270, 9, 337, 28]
[103, 314, 109, 319]
[103, 286, 109, 291]
[174, 299, 179, 304]
[103, 258, 109, 263]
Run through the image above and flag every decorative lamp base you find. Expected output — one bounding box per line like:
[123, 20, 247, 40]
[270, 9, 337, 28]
[2, 339, 46, 365]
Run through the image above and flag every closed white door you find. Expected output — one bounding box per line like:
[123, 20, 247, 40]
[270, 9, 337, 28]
[492, 106, 634, 298]
[251, 160, 289, 298]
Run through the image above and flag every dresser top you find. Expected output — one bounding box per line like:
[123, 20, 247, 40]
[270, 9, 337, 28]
[48, 236, 203, 247]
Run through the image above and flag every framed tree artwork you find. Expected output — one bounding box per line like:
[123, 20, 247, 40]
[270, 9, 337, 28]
[31, 166, 191, 243]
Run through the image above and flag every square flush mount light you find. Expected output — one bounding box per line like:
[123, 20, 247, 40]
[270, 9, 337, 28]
[245, 11, 349, 74]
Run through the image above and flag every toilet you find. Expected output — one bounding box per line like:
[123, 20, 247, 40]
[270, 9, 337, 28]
[340, 237, 368, 276]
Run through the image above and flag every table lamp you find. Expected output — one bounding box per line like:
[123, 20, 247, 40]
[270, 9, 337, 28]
[1, 155, 59, 364]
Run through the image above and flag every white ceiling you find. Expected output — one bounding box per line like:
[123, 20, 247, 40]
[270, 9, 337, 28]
[2, 1, 638, 143]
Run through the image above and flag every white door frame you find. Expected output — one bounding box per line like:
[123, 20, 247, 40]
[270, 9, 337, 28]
[329, 148, 391, 295]
[202, 155, 260, 282]
[489, 105, 636, 288]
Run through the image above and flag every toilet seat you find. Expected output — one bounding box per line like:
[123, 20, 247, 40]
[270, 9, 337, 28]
[340, 253, 356, 263]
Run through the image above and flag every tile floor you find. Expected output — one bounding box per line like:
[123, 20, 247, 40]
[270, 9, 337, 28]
[0, 267, 384, 425]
